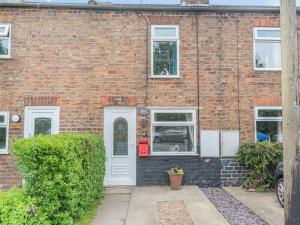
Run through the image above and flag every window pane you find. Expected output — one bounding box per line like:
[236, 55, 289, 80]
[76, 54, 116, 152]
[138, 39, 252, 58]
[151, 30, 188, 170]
[256, 121, 282, 142]
[0, 115, 4, 123]
[154, 27, 177, 38]
[113, 117, 128, 156]
[0, 25, 9, 37]
[0, 39, 9, 56]
[255, 41, 281, 69]
[155, 113, 193, 122]
[153, 41, 177, 75]
[0, 127, 7, 149]
[34, 118, 52, 135]
[152, 126, 194, 152]
[257, 30, 280, 39]
[0, 27, 6, 34]
[258, 109, 282, 117]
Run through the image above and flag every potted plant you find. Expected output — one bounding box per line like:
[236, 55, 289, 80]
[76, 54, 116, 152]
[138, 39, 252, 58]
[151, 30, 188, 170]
[167, 167, 184, 190]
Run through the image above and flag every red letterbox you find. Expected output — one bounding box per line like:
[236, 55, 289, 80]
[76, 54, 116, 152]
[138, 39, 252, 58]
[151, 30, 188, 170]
[138, 139, 149, 157]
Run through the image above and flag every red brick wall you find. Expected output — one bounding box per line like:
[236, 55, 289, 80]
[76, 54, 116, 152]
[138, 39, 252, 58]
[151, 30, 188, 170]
[0, 7, 283, 188]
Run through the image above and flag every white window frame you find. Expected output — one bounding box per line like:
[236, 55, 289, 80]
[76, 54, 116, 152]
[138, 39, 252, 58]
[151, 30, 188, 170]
[151, 109, 197, 155]
[253, 27, 281, 71]
[24, 106, 60, 137]
[254, 106, 282, 142]
[151, 25, 180, 78]
[0, 24, 11, 59]
[0, 112, 9, 154]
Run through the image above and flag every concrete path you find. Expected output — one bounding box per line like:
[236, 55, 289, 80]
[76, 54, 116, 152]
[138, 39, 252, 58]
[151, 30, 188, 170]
[92, 185, 229, 225]
[91, 187, 132, 225]
[126, 186, 229, 225]
[224, 187, 284, 225]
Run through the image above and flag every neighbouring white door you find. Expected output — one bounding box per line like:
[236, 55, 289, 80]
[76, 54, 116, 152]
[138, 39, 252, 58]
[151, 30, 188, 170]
[24, 106, 59, 137]
[104, 107, 136, 186]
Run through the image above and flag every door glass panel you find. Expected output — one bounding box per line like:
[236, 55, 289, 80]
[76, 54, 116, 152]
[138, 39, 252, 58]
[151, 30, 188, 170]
[34, 118, 52, 135]
[113, 117, 128, 156]
[0, 127, 7, 149]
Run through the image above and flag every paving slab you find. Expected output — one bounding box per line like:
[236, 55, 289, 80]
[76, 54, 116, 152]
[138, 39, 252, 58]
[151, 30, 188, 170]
[224, 187, 284, 225]
[91, 187, 132, 225]
[125, 186, 229, 225]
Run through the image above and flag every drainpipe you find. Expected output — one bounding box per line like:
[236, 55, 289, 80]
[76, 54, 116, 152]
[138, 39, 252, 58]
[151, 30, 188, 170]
[195, 15, 201, 156]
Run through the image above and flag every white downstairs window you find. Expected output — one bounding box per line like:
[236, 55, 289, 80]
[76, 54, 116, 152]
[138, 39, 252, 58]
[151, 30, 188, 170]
[0, 112, 9, 154]
[255, 106, 282, 142]
[151, 25, 179, 77]
[151, 110, 196, 155]
[0, 24, 11, 58]
[254, 27, 281, 70]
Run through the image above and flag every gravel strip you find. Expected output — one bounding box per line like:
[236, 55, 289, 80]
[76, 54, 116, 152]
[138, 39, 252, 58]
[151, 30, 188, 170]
[201, 188, 269, 225]
[157, 200, 195, 225]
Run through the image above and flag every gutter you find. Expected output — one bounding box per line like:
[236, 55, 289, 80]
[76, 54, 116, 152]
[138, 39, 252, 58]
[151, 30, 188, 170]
[0, 3, 286, 13]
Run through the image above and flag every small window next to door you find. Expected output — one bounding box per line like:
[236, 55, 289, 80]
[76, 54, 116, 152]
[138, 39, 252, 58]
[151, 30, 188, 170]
[113, 117, 128, 156]
[24, 106, 59, 137]
[0, 112, 9, 154]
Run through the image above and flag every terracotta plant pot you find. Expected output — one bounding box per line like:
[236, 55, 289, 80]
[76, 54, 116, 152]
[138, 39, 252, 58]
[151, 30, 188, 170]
[167, 171, 183, 190]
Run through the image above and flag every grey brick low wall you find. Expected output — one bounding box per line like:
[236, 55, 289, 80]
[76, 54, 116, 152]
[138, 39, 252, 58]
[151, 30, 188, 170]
[137, 156, 221, 187]
[220, 158, 248, 186]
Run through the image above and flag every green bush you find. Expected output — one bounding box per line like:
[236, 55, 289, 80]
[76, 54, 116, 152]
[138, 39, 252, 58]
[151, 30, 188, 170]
[13, 133, 106, 225]
[237, 141, 283, 191]
[0, 188, 49, 225]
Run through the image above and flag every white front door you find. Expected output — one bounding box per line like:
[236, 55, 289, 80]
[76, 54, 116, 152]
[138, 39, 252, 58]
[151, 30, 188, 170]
[104, 107, 136, 186]
[24, 106, 59, 137]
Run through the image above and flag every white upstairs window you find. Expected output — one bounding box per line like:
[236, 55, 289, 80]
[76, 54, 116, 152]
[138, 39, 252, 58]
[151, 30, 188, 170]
[151, 25, 179, 77]
[254, 28, 281, 71]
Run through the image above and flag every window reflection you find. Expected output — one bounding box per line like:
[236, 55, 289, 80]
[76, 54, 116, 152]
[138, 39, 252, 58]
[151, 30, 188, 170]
[34, 118, 51, 135]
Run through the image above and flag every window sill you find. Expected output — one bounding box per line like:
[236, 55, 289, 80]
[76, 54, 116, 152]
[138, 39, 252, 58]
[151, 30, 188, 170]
[149, 75, 181, 79]
[150, 153, 199, 156]
[221, 156, 237, 158]
[0, 56, 12, 59]
[0, 150, 9, 155]
[254, 68, 281, 72]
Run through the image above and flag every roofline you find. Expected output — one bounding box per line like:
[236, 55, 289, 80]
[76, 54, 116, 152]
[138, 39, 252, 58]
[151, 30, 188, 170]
[0, 3, 285, 13]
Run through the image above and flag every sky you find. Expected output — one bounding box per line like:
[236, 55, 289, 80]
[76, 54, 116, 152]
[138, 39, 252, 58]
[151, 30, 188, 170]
[24, 0, 298, 5]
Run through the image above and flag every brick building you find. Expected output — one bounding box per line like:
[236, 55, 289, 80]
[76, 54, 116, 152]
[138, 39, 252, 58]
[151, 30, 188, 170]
[0, 0, 284, 188]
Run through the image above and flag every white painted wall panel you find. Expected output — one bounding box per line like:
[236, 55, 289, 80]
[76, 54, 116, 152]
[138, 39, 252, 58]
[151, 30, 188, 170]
[221, 131, 240, 157]
[200, 130, 220, 157]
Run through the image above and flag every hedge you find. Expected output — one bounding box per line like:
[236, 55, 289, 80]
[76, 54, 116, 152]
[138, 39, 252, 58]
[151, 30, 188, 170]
[13, 133, 106, 225]
[0, 188, 49, 225]
[237, 141, 283, 191]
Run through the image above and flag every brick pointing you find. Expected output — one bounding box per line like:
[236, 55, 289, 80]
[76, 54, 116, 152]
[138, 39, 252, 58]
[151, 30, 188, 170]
[0, 7, 282, 188]
[220, 158, 248, 186]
